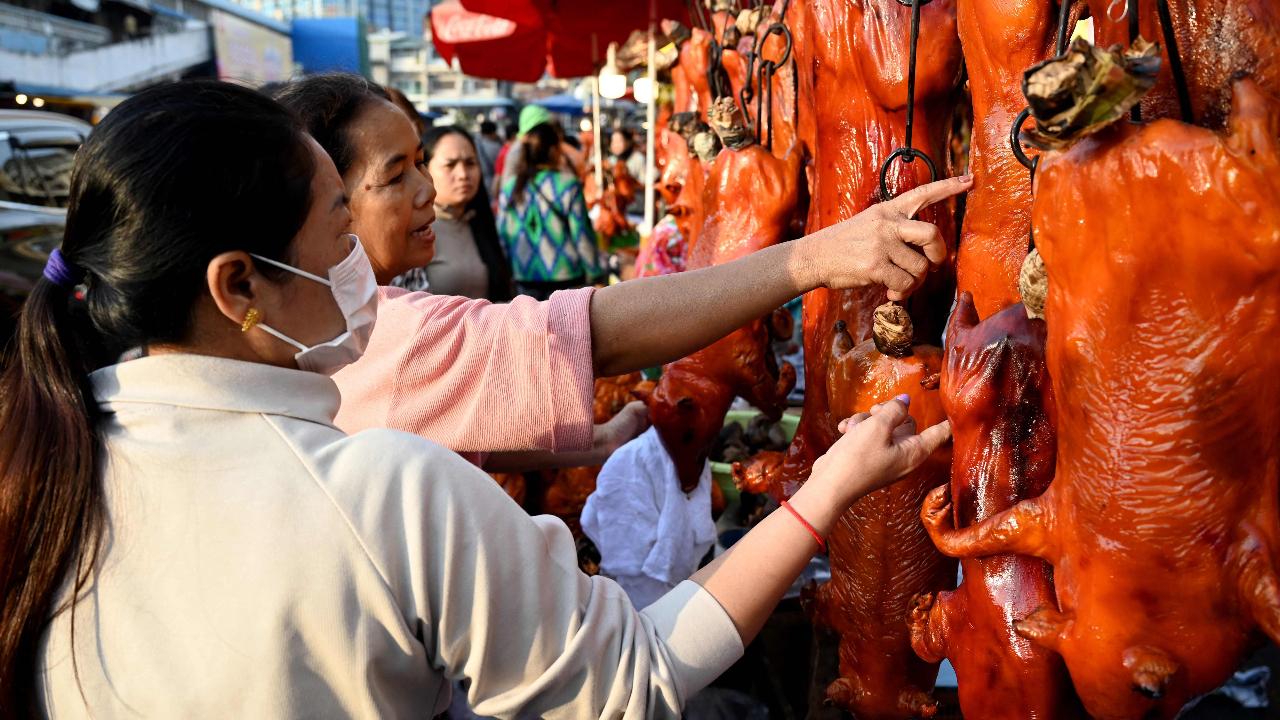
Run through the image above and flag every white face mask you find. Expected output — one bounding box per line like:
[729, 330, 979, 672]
[250, 234, 378, 376]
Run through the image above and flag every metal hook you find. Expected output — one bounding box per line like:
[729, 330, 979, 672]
[878, 147, 939, 201]
[759, 22, 792, 67]
[1010, 107, 1039, 171]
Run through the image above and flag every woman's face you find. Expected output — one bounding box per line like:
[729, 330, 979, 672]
[344, 100, 436, 284]
[610, 131, 630, 157]
[429, 133, 481, 209]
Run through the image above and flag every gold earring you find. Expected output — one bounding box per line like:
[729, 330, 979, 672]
[241, 308, 261, 332]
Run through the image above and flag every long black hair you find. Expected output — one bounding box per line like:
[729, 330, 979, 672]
[270, 73, 391, 176]
[0, 80, 315, 714]
[423, 126, 513, 302]
[513, 121, 563, 198]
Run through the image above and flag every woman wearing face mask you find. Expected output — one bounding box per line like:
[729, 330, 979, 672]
[390, 126, 512, 301]
[5, 80, 952, 718]
[274, 74, 971, 470]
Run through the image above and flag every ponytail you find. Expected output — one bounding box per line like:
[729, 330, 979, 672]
[0, 79, 315, 716]
[0, 277, 104, 715]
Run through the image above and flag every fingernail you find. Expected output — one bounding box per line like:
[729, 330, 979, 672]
[895, 393, 911, 406]
[958, 174, 973, 183]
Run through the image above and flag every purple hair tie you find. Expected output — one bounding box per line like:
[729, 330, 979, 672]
[43, 248, 85, 288]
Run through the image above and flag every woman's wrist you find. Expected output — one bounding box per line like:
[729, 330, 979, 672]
[785, 234, 825, 294]
[784, 466, 860, 539]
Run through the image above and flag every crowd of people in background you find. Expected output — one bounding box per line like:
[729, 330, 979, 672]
[378, 95, 650, 303]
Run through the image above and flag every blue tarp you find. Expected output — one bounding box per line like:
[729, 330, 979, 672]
[292, 17, 369, 76]
[532, 93, 587, 116]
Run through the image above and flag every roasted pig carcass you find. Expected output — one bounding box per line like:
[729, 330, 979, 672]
[667, 113, 719, 254]
[671, 9, 750, 121]
[771, 0, 963, 498]
[909, 291, 1081, 719]
[811, 303, 954, 719]
[923, 80, 1280, 720]
[585, 160, 640, 246]
[1090, 0, 1279, 130]
[955, 0, 1077, 317]
[649, 97, 799, 491]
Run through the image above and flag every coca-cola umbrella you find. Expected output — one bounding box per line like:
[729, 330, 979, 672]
[429, 2, 550, 83]
[431, 0, 690, 82]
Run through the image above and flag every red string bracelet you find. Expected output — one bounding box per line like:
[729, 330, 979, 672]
[780, 500, 826, 554]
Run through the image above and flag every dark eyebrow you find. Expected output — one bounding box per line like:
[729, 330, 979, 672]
[382, 153, 408, 171]
[332, 192, 349, 212]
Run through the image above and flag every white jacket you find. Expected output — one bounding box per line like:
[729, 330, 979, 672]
[38, 354, 742, 719]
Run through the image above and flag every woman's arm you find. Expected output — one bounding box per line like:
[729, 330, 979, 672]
[590, 174, 972, 376]
[691, 397, 952, 643]
[482, 401, 648, 472]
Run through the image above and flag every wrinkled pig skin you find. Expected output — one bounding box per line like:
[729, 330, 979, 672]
[923, 80, 1280, 720]
[770, 0, 963, 502]
[909, 294, 1083, 720]
[812, 321, 954, 719]
[955, 0, 1077, 317]
[1090, 0, 1279, 131]
[649, 136, 800, 491]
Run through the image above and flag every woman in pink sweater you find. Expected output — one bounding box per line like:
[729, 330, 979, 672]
[274, 76, 971, 466]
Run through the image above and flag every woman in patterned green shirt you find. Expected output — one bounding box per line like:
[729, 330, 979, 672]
[498, 121, 605, 300]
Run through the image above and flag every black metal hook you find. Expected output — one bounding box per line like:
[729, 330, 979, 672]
[758, 22, 792, 68]
[1155, 0, 1194, 124]
[879, 147, 939, 201]
[1010, 106, 1040, 171]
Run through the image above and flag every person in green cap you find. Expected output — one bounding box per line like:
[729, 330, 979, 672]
[497, 113, 602, 300]
[518, 103, 551, 135]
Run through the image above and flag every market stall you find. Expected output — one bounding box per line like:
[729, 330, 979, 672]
[438, 0, 1280, 717]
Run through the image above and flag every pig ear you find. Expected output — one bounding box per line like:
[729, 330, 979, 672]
[949, 291, 980, 335]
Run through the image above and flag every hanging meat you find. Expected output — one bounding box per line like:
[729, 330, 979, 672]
[663, 112, 719, 253]
[770, 0, 963, 500]
[586, 159, 641, 246]
[671, 6, 749, 122]
[810, 303, 953, 719]
[534, 372, 654, 537]
[955, 0, 1075, 317]
[908, 291, 1081, 719]
[922, 79, 1280, 720]
[1090, 0, 1279, 130]
[648, 97, 800, 492]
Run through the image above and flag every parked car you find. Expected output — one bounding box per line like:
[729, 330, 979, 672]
[0, 200, 64, 351]
[0, 109, 91, 207]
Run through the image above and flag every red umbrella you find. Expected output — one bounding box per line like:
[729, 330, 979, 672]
[429, 2, 549, 83]
[431, 0, 690, 82]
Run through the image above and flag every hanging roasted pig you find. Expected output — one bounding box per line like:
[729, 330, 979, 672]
[1090, 0, 1279, 130]
[648, 97, 799, 492]
[770, 0, 963, 500]
[908, 290, 1081, 720]
[923, 79, 1280, 720]
[955, 0, 1076, 316]
[810, 303, 953, 720]
[670, 7, 749, 122]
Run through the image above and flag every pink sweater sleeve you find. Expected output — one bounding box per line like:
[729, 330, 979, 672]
[332, 287, 596, 458]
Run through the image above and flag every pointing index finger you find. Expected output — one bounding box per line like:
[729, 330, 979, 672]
[889, 174, 974, 219]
